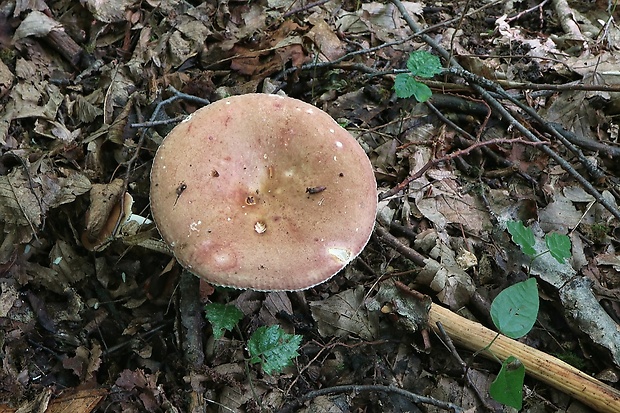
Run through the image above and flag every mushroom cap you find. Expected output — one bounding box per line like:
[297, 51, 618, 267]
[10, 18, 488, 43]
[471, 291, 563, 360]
[150, 94, 377, 291]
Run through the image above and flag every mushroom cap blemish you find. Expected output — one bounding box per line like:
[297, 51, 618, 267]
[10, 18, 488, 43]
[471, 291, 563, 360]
[150, 94, 377, 291]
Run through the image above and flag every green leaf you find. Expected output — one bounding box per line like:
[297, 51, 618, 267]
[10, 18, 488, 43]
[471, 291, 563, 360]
[204, 303, 243, 340]
[491, 278, 539, 338]
[406, 50, 443, 78]
[490, 356, 525, 409]
[410, 82, 433, 103]
[248, 325, 302, 375]
[545, 233, 571, 264]
[394, 74, 433, 102]
[394, 74, 417, 98]
[506, 220, 536, 257]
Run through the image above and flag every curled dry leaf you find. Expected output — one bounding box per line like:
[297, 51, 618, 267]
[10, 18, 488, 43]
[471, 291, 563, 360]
[82, 178, 132, 251]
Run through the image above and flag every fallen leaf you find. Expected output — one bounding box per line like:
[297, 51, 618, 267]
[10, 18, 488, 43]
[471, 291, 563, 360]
[310, 286, 379, 340]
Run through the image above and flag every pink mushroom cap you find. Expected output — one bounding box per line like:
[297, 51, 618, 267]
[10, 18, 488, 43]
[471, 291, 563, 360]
[150, 94, 377, 291]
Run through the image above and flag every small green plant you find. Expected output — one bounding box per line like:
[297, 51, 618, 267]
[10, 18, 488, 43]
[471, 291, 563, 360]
[394, 50, 443, 102]
[205, 303, 244, 340]
[491, 278, 539, 340]
[489, 278, 538, 409]
[588, 222, 609, 243]
[506, 220, 571, 265]
[486, 221, 572, 409]
[204, 303, 301, 375]
[247, 325, 302, 375]
[489, 355, 525, 408]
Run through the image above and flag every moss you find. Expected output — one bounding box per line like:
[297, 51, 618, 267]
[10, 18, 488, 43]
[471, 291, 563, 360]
[553, 351, 587, 370]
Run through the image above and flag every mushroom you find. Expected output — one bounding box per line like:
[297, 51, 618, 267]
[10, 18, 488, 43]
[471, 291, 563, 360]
[150, 94, 377, 291]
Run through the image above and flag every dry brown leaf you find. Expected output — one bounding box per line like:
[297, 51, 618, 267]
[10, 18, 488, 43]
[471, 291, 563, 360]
[373, 281, 430, 333]
[48, 389, 107, 413]
[0, 283, 19, 318]
[62, 343, 102, 383]
[309, 286, 379, 340]
[305, 17, 345, 62]
[6, 80, 63, 121]
[0, 388, 107, 413]
[49, 240, 95, 285]
[13, 11, 61, 41]
[415, 180, 491, 234]
[259, 292, 294, 327]
[74, 93, 104, 124]
[114, 369, 162, 412]
[84, 179, 125, 240]
[13, 0, 49, 15]
[0, 167, 43, 229]
[81, 0, 136, 23]
[38, 173, 91, 210]
[0, 60, 14, 99]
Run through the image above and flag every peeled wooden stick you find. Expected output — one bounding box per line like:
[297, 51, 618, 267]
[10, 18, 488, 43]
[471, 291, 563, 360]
[428, 304, 620, 412]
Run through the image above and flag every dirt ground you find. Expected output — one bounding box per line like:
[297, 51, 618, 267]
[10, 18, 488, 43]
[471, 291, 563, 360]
[2, 0, 620, 412]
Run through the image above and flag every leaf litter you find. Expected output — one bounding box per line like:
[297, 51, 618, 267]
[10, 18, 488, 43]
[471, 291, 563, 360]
[1, 0, 620, 412]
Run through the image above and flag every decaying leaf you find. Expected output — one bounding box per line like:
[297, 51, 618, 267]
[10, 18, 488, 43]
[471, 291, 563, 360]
[414, 230, 476, 309]
[81, 0, 137, 23]
[309, 286, 379, 340]
[62, 343, 103, 383]
[38, 172, 91, 210]
[0, 283, 19, 318]
[50, 240, 95, 285]
[5, 64, 63, 120]
[0, 167, 43, 229]
[373, 281, 431, 333]
[13, 11, 62, 41]
[83, 178, 127, 248]
[305, 16, 346, 62]
[418, 258, 476, 309]
[415, 184, 491, 233]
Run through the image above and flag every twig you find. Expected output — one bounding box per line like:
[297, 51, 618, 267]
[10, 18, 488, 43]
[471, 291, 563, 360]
[179, 270, 207, 412]
[130, 115, 186, 129]
[494, 79, 620, 92]
[114, 87, 211, 239]
[449, 67, 606, 180]
[274, 35, 417, 80]
[435, 322, 496, 411]
[449, 66, 618, 216]
[549, 122, 620, 159]
[374, 225, 426, 266]
[277, 2, 507, 82]
[389, 0, 620, 221]
[277, 383, 464, 413]
[282, 0, 331, 18]
[101, 321, 172, 356]
[150, 86, 211, 121]
[285, 338, 337, 395]
[552, 0, 586, 42]
[506, 0, 550, 24]
[378, 137, 547, 201]
[424, 100, 539, 186]
[427, 302, 620, 413]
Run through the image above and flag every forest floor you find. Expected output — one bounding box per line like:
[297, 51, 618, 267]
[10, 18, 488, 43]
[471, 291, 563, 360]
[2, 0, 620, 412]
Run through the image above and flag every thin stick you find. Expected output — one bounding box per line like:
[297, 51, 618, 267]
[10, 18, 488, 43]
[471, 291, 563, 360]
[427, 303, 620, 413]
[388, 0, 620, 221]
[378, 137, 547, 200]
[277, 383, 464, 413]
